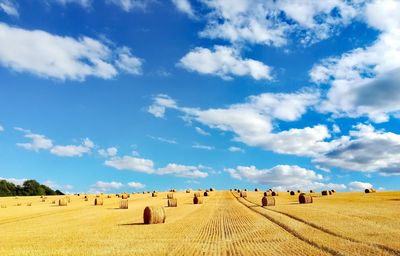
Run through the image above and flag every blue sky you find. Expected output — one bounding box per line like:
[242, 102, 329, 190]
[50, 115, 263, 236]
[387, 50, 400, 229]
[1, 0, 400, 193]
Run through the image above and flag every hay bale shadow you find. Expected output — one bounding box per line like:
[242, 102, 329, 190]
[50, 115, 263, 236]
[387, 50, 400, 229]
[118, 222, 146, 226]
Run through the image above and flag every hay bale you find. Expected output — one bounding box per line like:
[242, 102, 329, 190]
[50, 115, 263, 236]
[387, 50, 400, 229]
[59, 198, 67, 206]
[297, 190, 301, 193]
[152, 192, 158, 197]
[365, 188, 376, 193]
[121, 194, 128, 199]
[234, 189, 237, 191]
[52, 200, 56, 204]
[167, 193, 174, 199]
[1, 204, 7, 208]
[107, 195, 112, 198]
[16, 203, 21, 206]
[331, 189, 336, 193]
[204, 191, 209, 197]
[261, 196, 275, 207]
[66, 196, 71, 203]
[244, 189, 247, 191]
[271, 191, 278, 196]
[84, 195, 88, 199]
[299, 194, 313, 204]
[168, 198, 178, 207]
[193, 192, 201, 198]
[27, 202, 32, 206]
[328, 190, 332, 195]
[287, 190, 290, 192]
[94, 198, 103, 206]
[309, 190, 313, 193]
[321, 190, 329, 196]
[186, 190, 190, 193]
[119, 200, 128, 209]
[84, 197, 88, 201]
[255, 188, 259, 192]
[41, 199, 46, 202]
[143, 206, 166, 224]
[264, 191, 272, 196]
[210, 188, 215, 191]
[193, 197, 203, 204]
[240, 191, 247, 198]
[290, 191, 295, 196]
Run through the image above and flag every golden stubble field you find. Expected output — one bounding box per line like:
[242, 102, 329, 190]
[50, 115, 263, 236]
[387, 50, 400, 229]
[0, 190, 399, 256]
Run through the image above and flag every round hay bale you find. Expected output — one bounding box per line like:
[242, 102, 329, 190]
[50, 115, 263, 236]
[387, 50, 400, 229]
[204, 191, 209, 197]
[84, 195, 88, 199]
[119, 200, 128, 209]
[264, 191, 272, 196]
[309, 190, 313, 193]
[51, 200, 56, 204]
[152, 192, 158, 197]
[1, 204, 7, 208]
[26, 202, 32, 206]
[186, 190, 190, 193]
[331, 189, 336, 193]
[255, 188, 259, 192]
[41, 199, 46, 202]
[240, 191, 247, 198]
[299, 194, 313, 204]
[271, 191, 278, 196]
[167, 193, 174, 199]
[59, 198, 67, 206]
[121, 194, 128, 199]
[94, 198, 103, 206]
[328, 191, 332, 195]
[234, 189, 237, 191]
[168, 198, 177, 207]
[210, 188, 215, 192]
[297, 190, 301, 193]
[287, 190, 290, 192]
[193, 192, 201, 198]
[66, 196, 71, 203]
[84, 197, 88, 201]
[290, 191, 295, 196]
[365, 188, 376, 193]
[143, 206, 166, 224]
[261, 196, 275, 206]
[244, 189, 247, 191]
[193, 197, 203, 204]
[96, 195, 100, 198]
[107, 195, 112, 198]
[321, 190, 329, 196]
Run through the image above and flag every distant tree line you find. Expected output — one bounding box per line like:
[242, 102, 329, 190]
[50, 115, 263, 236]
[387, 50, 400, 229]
[0, 179, 64, 197]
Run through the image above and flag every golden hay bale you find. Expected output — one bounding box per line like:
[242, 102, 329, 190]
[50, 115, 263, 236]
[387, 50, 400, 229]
[331, 189, 336, 193]
[96, 195, 100, 198]
[261, 196, 275, 207]
[186, 190, 190, 193]
[264, 191, 272, 196]
[52, 200, 56, 204]
[365, 188, 376, 193]
[193, 192, 201, 198]
[1, 204, 7, 208]
[271, 191, 278, 196]
[152, 192, 158, 197]
[244, 189, 247, 191]
[210, 188, 215, 191]
[121, 194, 128, 199]
[203, 191, 209, 197]
[84, 195, 88, 199]
[240, 191, 247, 198]
[40, 195, 44, 198]
[27, 202, 32, 206]
[290, 191, 295, 196]
[94, 198, 103, 206]
[41, 199, 46, 202]
[321, 190, 329, 196]
[59, 198, 67, 206]
[16, 203, 21, 206]
[66, 196, 71, 203]
[310, 190, 314, 193]
[167, 193, 174, 199]
[299, 194, 313, 204]
[234, 189, 237, 191]
[119, 200, 128, 209]
[329, 190, 332, 195]
[107, 195, 112, 198]
[143, 206, 166, 224]
[297, 190, 301, 193]
[84, 197, 88, 201]
[193, 197, 203, 204]
[255, 188, 259, 192]
[287, 190, 290, 192]
[168, 198, 178, 207]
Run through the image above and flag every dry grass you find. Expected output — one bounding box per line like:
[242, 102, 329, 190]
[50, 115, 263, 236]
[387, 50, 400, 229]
[0, 191, 398, 255]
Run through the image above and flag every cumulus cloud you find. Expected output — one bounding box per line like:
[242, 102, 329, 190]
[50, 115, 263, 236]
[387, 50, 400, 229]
[127, 181, 145, 189]
[199, 0, 358, 46]
[195, 127, 210, 136]
[348, 181, 373, 191]
[172, 0, 195, 18]
[15, 128, 94, 157]
[226, 164, 346, 191]
[91, 181, 123, 192]
[179, 45, 272, 80]
[98, 147, 118, 158]
[0, 22, 143, 81]
[50, 138, 94, 157]
[105, 155, 209, 178]
[0, 0, 18, 17]
[314, 124, 400, 176]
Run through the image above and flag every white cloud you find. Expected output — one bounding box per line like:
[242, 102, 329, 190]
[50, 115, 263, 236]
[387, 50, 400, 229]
[179, 46, 272, 81]
[195, 127, 210, 136]
[228, 146, 244, 153]
[98, 147, 118, 158]
[364, 0, 400, 32]
[127, 181, 145, 189]
[226, 164, 345, 191]
[50, 138, 94, 157]
[348, 181, 373, 191]
[147, 94, 177, 118]
[107, 0, 153, 11]
[199, 0, 359, 46]
[54, 0, 91, 8]
[0, 0, 18, 17]
[172, 0, 195, 18]
[0, 22, 143, 81]
[91, 181, 123, 192]
[105, 155, 209, 178]
[147, 135, 177, 144]
[0, 177, 26, 186]
[314, 124, 400, 176]
[15, 128, 53, 151]
[115, 47, 143, 75]
[192, 143, 214, 150]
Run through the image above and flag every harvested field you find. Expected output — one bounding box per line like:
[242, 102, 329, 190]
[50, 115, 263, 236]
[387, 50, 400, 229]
[0, 191, 399, 255]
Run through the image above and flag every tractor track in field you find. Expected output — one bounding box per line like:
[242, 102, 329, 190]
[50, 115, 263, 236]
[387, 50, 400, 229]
[233, 192, 399, 256]
[243, 195, 400, 256]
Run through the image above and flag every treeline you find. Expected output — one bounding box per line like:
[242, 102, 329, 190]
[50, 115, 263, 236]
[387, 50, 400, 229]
[0, 179, 64, 197]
